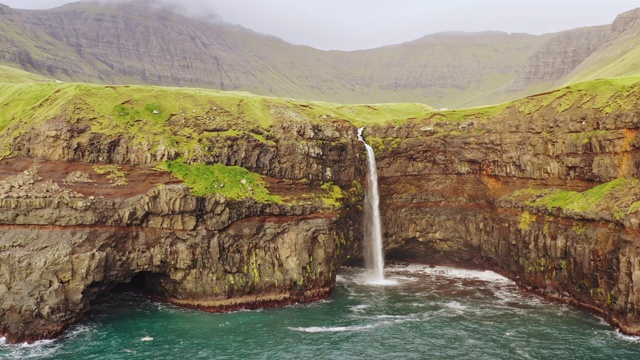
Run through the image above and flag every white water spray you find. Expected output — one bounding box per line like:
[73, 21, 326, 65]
[357, 127, 386, 283]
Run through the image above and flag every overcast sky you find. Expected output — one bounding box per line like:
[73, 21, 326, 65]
[3, 0, 638, 50]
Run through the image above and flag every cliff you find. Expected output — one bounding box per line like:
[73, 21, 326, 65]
[504, 26, 610, 93]
[3, 76, 640, 342]
[561, 8, 640, 84]
[0, 83, 368, 343]
[364, 76, 640, 335]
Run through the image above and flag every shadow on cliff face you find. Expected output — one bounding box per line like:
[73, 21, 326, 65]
[95, 272, 168, 300]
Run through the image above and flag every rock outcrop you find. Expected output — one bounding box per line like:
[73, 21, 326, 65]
[0, 116, 365, 343]
[364, 88, 640, 335]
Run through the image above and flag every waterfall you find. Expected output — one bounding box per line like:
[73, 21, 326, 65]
[357, 127, 385, 282]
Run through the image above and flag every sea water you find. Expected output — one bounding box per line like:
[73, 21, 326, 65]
[3, 265, 640, 359]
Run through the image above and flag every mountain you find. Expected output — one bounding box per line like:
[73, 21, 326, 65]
[0, 1, 638, 107]
[561, 8, 640, 84]
[499, 26, 610, 98]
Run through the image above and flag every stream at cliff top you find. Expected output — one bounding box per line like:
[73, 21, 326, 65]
[3, 265, 640, 360]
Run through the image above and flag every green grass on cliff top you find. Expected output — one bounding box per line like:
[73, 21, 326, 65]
[2, 75, 640, 137]
[3, 74, 640, 199]
[0, 82, 434, 133]
[435, 76, 640, 123]
[526, 178, 626, 212]
[2, 75, 640, 159]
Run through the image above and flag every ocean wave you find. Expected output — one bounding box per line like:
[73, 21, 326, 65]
[349, 304, 370, 313]
[443, 301, 468, 312]
[387, 264, 513, 285]
[61, 324, 96, 342]
[613, 330, 640, 343]
[0, 338, 61, 359]
[288, 324, 380, 333]
[289, 313, 424, 333]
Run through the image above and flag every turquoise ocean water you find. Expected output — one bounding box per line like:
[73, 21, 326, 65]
[3, 264, 640, 359]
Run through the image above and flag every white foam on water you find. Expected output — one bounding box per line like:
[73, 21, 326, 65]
[613, 330, 640, 343]
[289, 314, 423, 333]
[0, 336, 5, 344]
[1, 338, 61, 359]
[444, 301, 468, 312]
[388, 264, 513, 285]
[140, 336, 154, 341]
[288, 324, 380, 333]
[493, 287, 543, 309]
[15, 339, 56, 348]
[369, 314, 421, 322]
[365, 278, 399, 286]
[61, 324, 95, 341]
[388, 275, 419, 283]
[349, 304, 370, 313]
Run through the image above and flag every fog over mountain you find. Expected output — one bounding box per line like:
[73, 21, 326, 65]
[3, 0, 638, 50]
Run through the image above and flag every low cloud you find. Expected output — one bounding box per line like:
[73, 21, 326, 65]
[94, 0, 222, 22]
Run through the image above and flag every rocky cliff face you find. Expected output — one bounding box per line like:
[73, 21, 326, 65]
[0, 115, 365, 343]
[4, 78, 640, 343]
[506, 26, 610, 92]
[363, 83, 640, 335]
[561, 8, 640, 85]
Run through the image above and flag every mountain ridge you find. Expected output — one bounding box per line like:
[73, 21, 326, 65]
[0, 1, 638, 107]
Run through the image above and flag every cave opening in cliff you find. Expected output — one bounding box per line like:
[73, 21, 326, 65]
[108, 271, 166, 296]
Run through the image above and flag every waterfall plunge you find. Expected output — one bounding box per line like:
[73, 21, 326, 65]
[357, 127, 386, 283]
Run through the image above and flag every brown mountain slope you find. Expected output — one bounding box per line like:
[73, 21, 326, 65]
[0, 1, 635, 107]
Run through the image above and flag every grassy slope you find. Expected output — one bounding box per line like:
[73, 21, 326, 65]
[0, 82, 435, 137]
[562, 37, 640, 85]
[2, 76, 638, 148]
[510, 178, 640, 221]
[0, 64, 52, 83]
[561, 9, 640, 85]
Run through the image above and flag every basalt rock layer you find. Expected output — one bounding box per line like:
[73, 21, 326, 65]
[0, 105, 365, 343]
[365, 79, 640, 335]
[4, 78, 640, 343]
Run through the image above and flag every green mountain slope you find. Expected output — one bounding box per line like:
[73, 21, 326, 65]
[0, 64, 52, 82]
